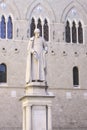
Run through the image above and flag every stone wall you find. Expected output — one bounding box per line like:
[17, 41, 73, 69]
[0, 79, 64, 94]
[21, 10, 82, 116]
[0, 0, 87, 130]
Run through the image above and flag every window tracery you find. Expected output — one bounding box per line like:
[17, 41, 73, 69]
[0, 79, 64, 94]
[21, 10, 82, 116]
[0, 15, 13, 39]
[65, 20, 83, 44]
[30, 17, 49, 41]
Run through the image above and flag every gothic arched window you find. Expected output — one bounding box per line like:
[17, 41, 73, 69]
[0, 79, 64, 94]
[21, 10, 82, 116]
[1, 15, 6, 39]
[30, 18, 36, 37]
[73, 66, 79, 86]
[0, 64, 7, 83]
[37, 18, 42, 36]
[78, 22, 83, 44]
[43, 19, 49, 41]
[65, 21, 71, 43]
[72, 21, 77, 43]
[7, 16, 13, 39]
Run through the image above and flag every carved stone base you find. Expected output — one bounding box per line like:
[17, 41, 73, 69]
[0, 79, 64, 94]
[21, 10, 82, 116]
[25, 82, 48, 95]
[20, 83, 54, 130]
[20, 94, 54, 130]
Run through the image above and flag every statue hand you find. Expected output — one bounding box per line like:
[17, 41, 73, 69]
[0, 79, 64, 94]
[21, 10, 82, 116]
[33, 51, 38, 59]
[31, 49, 35, 53]
[44, 50, 48, 54]
[45, 46, 48, 54]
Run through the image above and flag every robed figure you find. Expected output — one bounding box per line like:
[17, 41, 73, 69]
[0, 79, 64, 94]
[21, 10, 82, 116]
[26, 28, 48, 84]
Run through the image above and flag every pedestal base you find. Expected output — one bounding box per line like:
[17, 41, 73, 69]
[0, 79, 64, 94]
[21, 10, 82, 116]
[25, 82, 48, 95]
[20, 83, 54, 130]
[20, 95, 54, 130]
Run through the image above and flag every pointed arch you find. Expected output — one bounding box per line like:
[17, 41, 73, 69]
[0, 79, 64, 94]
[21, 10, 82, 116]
[0, 1, 21, 20]
[43, 19, 49, 41]
[5, 1, 21, 19]
[30, 17, 36, 37]
[37, 18, 42, 36]
[26, 0, 56, 23]
[65, 20, 71, 43]
[7, 16, 13, 39]
[61, 1, 87, 23]
[78, 21, 83, 43]
[72, 21, 77, 43]
[1, 15, 6, 39]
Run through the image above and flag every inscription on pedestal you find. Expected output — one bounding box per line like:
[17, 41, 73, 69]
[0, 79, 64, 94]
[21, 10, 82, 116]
[32, 106, 47, 130]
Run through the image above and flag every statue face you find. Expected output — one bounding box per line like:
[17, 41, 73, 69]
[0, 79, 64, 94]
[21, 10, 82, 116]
[35, 32, 40, 38]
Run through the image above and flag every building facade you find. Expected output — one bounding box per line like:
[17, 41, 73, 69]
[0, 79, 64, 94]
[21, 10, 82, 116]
[0, 0, 87, 130]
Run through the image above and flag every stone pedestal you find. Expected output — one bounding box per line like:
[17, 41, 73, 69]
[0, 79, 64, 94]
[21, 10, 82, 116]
[25, 82, 47, 95]
[20, 82, 54, 130]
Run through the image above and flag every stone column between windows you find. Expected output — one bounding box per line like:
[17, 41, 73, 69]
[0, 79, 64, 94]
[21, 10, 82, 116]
[70, 23, 72, 44]
[6, 18, 7, 40]
[76, 23, 78, 44]
[36, 18, 38, 28]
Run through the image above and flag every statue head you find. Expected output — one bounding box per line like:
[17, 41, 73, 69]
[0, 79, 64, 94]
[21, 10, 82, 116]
[34, 28, 40, 38]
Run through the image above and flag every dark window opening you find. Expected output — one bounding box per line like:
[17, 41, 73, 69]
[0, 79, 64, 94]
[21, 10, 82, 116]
[1, 15, 6, 39]
[65, 21, 71, 43]
[37, 18, 42, 36]
[73, 66, 79, 86]
[30, 18, 36, 37]
[43, 19, 49, 41]
[78, 22, 83, 43]
[72, 21, 77, 43]
[0, 64, 7, 83]
[7, 16, 13, 39]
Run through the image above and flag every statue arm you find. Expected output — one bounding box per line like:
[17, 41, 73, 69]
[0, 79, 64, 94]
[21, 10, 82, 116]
[28, 38, 35, 54]
[29, 38, 38, 59]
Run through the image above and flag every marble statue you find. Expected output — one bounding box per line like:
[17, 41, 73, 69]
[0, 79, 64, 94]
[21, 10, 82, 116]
[26, 28, 48, 83]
